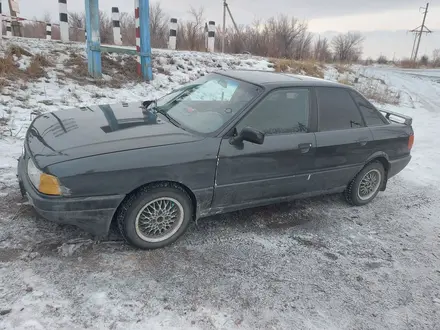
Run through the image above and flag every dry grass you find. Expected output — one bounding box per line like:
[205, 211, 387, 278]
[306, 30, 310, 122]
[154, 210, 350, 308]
[63, 53, 89, 82]
[26, 54, 53, 78]
[357, 83, 400, 105]
[338, 76, 353, 86]
[0, 116, 10, 138]
[102, 55, 140, 83]
[0, 55, 25, 88]
[62, 52, 140, 87]
[6, 45, 32, 58]
[0, 50, 53, 88]
[26, 58, 46, 78]
[334, 63, 354, 74]
[398, 59, 418, 69]
[0, 56, 18, 76]
[271, 58, 324, 78]
[64, 52, 88, 74]
[32, 54, 53, 67]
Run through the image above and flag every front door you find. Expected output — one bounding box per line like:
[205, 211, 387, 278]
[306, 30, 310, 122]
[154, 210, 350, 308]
[212, 87, 317, 209]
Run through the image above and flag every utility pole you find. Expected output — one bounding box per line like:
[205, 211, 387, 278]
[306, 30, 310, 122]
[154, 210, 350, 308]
[221, 0, 242, 53]
[409, 3, 431, 61]
[222, 0, 226, 53]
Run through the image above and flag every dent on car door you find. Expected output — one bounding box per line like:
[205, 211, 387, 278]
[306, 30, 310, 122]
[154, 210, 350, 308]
[212, 87, 318, 209]
[312, 87, 374, 191]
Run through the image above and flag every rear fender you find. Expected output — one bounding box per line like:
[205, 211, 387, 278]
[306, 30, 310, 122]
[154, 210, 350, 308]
[365, 152, 390, 191]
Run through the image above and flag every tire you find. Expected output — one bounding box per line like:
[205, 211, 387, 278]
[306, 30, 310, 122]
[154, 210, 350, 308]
[345, 162, 385, 206]
[116, 183, 194, 250]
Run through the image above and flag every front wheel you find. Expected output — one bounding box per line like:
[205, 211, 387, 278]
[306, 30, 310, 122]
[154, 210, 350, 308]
[116, 184, 193, 249]
[345, 162, 385, 206]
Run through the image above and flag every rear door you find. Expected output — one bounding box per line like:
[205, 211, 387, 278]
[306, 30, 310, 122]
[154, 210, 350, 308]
[311, 87, 375, 191]
[212, 87, 318, 208]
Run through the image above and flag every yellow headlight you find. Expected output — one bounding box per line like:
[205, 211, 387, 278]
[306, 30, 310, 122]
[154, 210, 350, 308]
[39, 173, 61, 196]
[27, 158, 61, 196]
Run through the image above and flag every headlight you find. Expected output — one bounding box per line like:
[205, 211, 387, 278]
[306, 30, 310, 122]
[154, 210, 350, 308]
[27, 158, 61, 196]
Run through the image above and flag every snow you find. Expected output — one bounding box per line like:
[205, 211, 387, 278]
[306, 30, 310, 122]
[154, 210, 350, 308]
[1, 38, 440, 329]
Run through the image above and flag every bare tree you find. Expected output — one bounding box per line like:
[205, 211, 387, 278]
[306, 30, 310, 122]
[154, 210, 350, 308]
[177, 6, 205, 51]
[293, 26, 313, 60]
[69, 12, 85, 41]
[5, 4, 354, 64]
[244, 19, 269, 55]
[149, 2, 168, 48]
[21, 13, 52, 39]
[120, 12, 135, 46]
[98, 11, 113, 44]
[43, 12, 51, 23]
[332, 32, 365, 62]
[264, 15, 304, 58]
[314, 36, 332, 62]
[432, 49, 440, 67]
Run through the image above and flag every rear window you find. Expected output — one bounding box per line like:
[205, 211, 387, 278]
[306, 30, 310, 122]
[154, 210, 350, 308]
[316, 87, 364, 131]
[350, 91, 387, 126]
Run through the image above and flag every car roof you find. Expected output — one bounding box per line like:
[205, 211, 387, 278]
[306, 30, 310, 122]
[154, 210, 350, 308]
[216, 69, 344, 88]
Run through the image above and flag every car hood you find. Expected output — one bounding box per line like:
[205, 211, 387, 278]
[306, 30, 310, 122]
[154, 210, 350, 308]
[26, 101, 203, 168]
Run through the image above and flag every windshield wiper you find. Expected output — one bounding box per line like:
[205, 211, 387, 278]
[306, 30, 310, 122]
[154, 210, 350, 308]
[143, 100, 182, 128]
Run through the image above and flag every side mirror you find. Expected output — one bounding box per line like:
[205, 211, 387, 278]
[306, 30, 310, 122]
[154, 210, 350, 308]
[230, 126, 265, 145]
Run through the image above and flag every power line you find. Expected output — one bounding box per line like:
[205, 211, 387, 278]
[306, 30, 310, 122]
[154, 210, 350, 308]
[409, 2, 432, 61]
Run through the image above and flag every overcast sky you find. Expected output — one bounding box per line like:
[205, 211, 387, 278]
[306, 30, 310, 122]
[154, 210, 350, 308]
[10, 0, 438, 30]
[7, 0, 440, 58]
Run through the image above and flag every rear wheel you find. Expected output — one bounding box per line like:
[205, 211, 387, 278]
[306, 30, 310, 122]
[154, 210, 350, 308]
[345, 162, 385, 206]
[116, 183, 193, 249]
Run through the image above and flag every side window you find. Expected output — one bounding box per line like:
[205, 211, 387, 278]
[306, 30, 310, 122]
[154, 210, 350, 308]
[317, 87, 364, 131]
[236, 88, 310, 135]
[350, 91, 387, 126]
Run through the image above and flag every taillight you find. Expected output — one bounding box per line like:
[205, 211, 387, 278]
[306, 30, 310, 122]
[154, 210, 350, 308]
[408, 134, 414, 150]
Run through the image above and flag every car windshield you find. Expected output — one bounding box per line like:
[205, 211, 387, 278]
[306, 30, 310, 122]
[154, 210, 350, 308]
[154, 73, 262, 134]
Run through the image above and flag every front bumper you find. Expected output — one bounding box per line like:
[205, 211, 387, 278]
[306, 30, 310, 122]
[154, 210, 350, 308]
[17, 155, 125, 237]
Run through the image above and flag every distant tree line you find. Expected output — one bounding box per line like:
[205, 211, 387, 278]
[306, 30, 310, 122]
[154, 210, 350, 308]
[2, 2, 385, 64]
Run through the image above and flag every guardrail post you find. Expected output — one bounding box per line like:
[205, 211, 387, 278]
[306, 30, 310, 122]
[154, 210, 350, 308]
[6, 17, 11, 37]
[204, 23, 208, 51]
[46, 23, 52, 40]
[168, 18, 177, 50]
[58, 0, 69, 41]
[208, 21, 215, 52]
[111, 7, 122, 45]
[85, 0, 102, 78]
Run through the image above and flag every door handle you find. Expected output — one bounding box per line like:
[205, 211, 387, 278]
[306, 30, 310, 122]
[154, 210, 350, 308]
[298, 143, 312, 153]
[359, 141, 367, 146]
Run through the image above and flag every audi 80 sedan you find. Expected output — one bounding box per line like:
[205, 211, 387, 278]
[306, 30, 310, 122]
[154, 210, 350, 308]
[17, 70, 414, 249]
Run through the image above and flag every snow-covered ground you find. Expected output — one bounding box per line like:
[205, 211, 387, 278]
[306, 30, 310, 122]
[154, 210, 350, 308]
[1, 38, 440, 329]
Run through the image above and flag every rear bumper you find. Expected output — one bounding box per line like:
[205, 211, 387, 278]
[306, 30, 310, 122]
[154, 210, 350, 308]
[388, 155, 411, 179]
[17, 156, 125, 236]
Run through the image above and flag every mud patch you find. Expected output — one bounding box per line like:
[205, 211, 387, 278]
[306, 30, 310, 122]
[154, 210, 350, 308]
[324, 252, 339, 260]
[291, 236, 328, 249]
[365, 261, 383, 269]
[0, 248, 24, 262]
